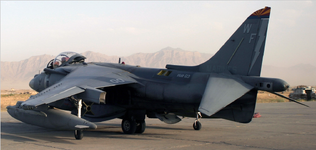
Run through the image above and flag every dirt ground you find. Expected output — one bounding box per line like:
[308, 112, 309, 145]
[257, 90, 291, 103]
[1, 89, 36, 111]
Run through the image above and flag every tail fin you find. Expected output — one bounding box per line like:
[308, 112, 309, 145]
[166, 7, 271, 76]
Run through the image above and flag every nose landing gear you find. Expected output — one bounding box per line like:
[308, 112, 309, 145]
[193, 112, 202, 130]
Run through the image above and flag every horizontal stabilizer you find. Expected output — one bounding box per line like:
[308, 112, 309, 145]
[199, 74, 253, 116]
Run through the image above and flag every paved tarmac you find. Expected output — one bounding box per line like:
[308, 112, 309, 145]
[1, 101, 316, 150]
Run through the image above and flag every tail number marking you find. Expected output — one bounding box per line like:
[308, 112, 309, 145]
[177, 74, 191, 78]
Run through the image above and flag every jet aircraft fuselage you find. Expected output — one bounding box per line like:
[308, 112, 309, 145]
[29, 61, 289, 121]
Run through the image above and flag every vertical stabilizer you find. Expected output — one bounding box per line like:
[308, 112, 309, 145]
[198, 7, 271, 76]
[166, 7, 271, 76]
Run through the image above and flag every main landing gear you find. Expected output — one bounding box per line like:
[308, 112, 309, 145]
[121, 111, 146, 134]
[193, 112, 202, 130]
[121, 118, 146, 134]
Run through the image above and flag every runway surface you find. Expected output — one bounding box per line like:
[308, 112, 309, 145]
[1, 101, 316, 150]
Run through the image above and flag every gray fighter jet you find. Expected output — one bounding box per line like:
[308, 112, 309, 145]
[7, 7, 308, 140]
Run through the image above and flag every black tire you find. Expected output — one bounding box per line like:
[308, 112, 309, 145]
[74, 130, 83, 140]
[135, 121, 146, 134]
[193, 121, 202, 130]
[121, 118, 137, 134]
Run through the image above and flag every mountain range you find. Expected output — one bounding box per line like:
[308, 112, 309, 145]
[1, 47, 315, 89]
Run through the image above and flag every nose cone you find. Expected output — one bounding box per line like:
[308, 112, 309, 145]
[29, 73, 45, 92]
[29, 78, 35, 90]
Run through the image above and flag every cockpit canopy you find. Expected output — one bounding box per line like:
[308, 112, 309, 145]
[48, 52, 86, 69]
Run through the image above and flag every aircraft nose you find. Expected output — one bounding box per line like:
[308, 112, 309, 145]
[29, 74, 40, 90]
[29, 78, 35, 90]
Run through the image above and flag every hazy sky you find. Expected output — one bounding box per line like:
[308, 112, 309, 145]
[1, 1, 315, 67]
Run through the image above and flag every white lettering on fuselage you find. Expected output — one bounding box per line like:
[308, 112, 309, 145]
[177, 74, 191, 78]
[110, 78, 125, 83]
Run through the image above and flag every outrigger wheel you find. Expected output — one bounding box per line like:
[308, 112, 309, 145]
[74, 130, 83, 140]
[74, 99, 84, 140]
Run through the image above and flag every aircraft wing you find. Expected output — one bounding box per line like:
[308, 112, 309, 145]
[21, 64, 139, 109]
[198, 74, 253, 116]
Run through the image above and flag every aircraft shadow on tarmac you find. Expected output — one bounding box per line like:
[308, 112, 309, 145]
[96, 122, 193, 131]
[1, 121, 186, 143]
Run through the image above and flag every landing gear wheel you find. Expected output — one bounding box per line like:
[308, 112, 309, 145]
[74, 130, 83, 140]
[74, 99, 84, 140]
[122, 118, 137, 134]
[135, 121, 146, 134]
[193, 121, 202, 130]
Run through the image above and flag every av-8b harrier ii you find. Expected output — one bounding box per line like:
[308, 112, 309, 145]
[7, 7, 308, 140]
